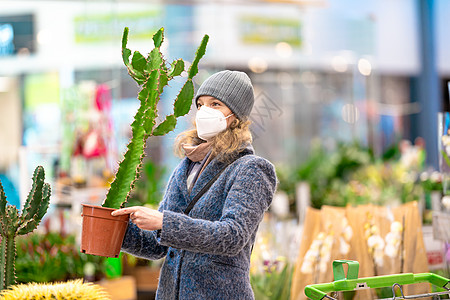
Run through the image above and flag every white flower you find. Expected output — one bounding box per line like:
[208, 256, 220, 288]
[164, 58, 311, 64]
[319, 235, 333, 256]
[385, 232, 401, 247]
[370, 225, 379, 235]
[374, 249, 384, 267]
[301, 260, 313, 274]
[385, 244, 398, 258]
[390, 221, 403, 234]
[304, 249, 318, 261]
[401, 150, 418, 168]
[339, 237, 350, 255]
[430, 171, 441, 182]
[317, 232, 326, 240]
[261, 250, 271, 262]
[368, 235, 385, 250]
[324, 235, 334, 247]
[319, 261, 328, 273]
[442, 196, 450, 210]
[420, 172, 429, 181]
[310, 239, 323, 252]
[343, 225, 353, 241]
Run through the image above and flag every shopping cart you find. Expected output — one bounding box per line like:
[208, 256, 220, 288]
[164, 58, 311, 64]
[304, 260, 450, 299]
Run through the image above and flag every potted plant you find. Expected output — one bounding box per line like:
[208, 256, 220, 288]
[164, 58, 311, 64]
[80, 27, 209, 258]
[0, 166, 52, 290]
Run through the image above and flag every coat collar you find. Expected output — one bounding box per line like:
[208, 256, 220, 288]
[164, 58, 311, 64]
[187, 146, 255, 201]
[189, 157, 227, 200]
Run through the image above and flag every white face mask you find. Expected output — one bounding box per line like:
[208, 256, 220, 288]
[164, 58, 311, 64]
[195, 106, 234, 141]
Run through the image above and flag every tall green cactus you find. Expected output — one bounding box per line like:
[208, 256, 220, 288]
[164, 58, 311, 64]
[0, 166, 51, 290]
[102, 27, 209, 209]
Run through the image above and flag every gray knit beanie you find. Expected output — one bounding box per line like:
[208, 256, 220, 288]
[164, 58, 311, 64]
[195, 70, 254, 120]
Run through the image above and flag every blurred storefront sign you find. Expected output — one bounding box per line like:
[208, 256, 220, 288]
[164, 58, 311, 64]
[239, 15, 301, 46]
[0, 14, 35, 57]
[74, 10, 163, 44]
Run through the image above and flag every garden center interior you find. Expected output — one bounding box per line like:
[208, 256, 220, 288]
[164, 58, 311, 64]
[1, 0, 450, 299]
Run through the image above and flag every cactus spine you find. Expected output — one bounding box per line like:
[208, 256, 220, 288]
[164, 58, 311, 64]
[102, 27, 209, 209]
[0, 166, 51, 290]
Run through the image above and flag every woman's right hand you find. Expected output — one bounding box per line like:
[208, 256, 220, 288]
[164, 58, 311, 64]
[112, 206, 163, 231]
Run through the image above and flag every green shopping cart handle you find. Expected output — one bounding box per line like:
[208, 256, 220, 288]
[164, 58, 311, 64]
[304, 260, 450, 300]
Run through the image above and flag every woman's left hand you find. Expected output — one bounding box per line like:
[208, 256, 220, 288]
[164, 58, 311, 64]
[111, 206, 163, 231]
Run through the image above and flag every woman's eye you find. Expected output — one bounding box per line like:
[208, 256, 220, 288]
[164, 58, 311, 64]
[212, 102, 220, 107]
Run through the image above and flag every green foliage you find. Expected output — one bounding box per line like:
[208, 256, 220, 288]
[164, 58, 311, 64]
[15, 232, 106, 283]
[102, 27, 209, 209]
[289, 140, 426, 209]
[0, 166, 51, 290]
[250, 263, 293, 300]
[275, 165, 298, 213]
[296, 141, 373, 208]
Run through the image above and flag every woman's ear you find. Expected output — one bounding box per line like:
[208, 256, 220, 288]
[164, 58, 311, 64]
[229, 117, 239, 129]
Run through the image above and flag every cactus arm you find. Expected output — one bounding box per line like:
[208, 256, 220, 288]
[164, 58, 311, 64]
[188, 35, 209, 79]
[0, 236, 5, 290]
[152, 28, 164, 47]
[142, 70, 160, 134]
[2, 234, 16, 290]
[153, 115, 177, 136]
[17, 184, 50, 235]
[17, 220, 39, 235]
[168, 59, 185, 78]
[172, 35, 208, 118]
[158, 70, 169, 94]
[173, 79, 195, 117]
[154, 70, 196, 135]
[20, 166, 45, 223]
[131, 51, 147, 75]
[37, 183, 51, 221]
[122, 27, 145, 85]
[122, 27, 129, 50]
[1, 206, 19, 290]
[0, 235, 5, 289]
[103, 110, 147, 209]
[147, 48, 164, 72]
[126, 51, 146, 85]
[0, 181, 7, 237]
[0, 180, 6, 216]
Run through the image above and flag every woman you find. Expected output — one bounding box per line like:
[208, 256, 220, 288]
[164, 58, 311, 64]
[112, 70, 277, 299]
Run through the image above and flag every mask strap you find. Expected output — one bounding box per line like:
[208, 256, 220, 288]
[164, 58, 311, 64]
[224, 113, 234, 119]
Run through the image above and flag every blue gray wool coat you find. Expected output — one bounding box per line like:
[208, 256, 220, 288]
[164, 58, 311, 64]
[121, 148, 277, 299]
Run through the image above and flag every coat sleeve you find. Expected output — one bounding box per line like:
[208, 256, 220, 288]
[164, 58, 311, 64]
[159, 157, 277, 256]
[120, 169, 179, 260]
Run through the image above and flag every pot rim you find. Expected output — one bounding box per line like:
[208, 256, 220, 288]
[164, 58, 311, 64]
[81, 203, 117, 211]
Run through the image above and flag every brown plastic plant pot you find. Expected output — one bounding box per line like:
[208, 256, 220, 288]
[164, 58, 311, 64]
[81, 204, 129, 258]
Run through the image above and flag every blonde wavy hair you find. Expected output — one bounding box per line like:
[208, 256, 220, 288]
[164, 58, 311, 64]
[174, 118, 252, 163]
